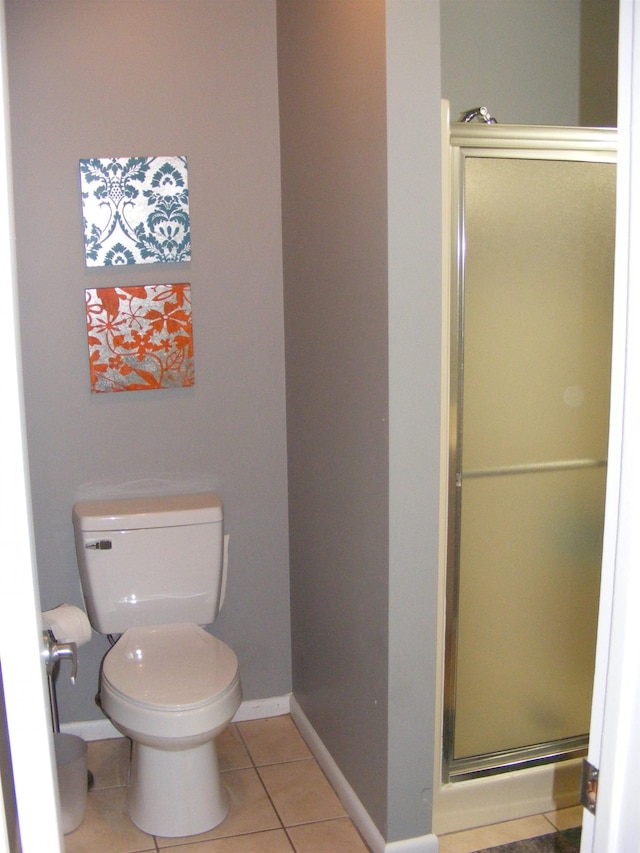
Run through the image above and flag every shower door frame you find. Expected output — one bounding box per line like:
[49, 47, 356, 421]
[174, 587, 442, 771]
[443, 122, 617, 784]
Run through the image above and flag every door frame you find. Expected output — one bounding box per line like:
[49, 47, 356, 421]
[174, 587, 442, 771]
[581, 1, 640, 849]
[0, 2, 63, 848]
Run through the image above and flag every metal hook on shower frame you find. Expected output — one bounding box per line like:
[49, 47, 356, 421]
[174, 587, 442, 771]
[459, 106, 498, 124]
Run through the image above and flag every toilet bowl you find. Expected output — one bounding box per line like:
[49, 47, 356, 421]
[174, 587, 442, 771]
[100, 623, 241, 837]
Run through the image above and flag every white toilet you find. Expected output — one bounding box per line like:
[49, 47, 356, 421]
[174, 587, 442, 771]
[72, 493, 242, 838]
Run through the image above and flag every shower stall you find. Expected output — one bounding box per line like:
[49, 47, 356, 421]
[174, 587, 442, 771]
[434, 117, 616, 833]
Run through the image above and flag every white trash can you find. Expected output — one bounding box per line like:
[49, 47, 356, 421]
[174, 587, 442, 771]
[54, 732, 88, 834]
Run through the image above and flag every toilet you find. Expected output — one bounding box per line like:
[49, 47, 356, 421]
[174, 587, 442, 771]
[72, 493, 242, 838]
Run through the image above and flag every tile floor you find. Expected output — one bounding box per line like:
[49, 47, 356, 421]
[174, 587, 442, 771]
[63, 714, 582, 853]
[64, 715, 369, 853]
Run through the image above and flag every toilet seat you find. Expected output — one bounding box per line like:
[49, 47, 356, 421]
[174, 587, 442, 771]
[103, 623, 239, 711]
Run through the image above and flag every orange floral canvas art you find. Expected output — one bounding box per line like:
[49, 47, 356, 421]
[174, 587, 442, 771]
[85, 284, 194, 392]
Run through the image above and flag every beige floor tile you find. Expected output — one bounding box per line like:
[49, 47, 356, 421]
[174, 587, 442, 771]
[87, 737, 131, 790]
[217, 725, 253, 771]
[63, 786, 155, 853]
[236, 716, 311, 766]
[258, 759, 346, 827]
[287, 817, 370, 852]
[156, 768, 281, 847]
[544, 805, 583, 831]
[161, 829, 294, 852]
[437, 814, 555, 853]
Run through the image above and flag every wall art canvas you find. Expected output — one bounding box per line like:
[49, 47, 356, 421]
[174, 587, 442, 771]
[85, 284, 194, 393]
[80, 156, 190, 266]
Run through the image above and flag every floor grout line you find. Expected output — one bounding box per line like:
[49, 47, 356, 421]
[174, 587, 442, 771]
[234, 720, 294, 843]
[541, 813, 559, 833]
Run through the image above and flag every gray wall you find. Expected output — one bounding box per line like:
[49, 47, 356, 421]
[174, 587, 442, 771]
[580, 0, 619, 127]
[441, 0, 582, 126]
[441, 0, 618, 128]
[386, 2, 442, 840]
[279, 0, 443, 841]
[5, 0, 291, 723]
[278, 0, 390, 835]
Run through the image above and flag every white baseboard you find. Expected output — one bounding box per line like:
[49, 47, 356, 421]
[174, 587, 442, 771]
[289, 696, 438, 853]
[232, 693, 292, 722]
[61, 694, 293, 741]
[61, 717, 121, 741]
[385, 837, 439, 853]
[384, 835, 438, 853]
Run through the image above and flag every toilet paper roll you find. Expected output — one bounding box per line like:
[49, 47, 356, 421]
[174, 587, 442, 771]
[42, 604, 92, 647]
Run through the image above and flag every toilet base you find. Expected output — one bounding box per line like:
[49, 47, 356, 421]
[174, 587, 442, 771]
[126, 738, 228, 837]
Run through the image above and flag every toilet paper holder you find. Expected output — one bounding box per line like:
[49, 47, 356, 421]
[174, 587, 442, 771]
[42, 629, 78, 732]
[43, 629, 78, 683]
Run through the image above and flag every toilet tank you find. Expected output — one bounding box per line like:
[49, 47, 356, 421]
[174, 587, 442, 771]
[72, 493, 224, 634]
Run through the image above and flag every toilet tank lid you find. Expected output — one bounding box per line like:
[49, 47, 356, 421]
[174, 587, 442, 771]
[72, 493, 222, 532]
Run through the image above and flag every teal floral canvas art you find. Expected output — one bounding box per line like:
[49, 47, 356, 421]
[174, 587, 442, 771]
[80, 156, 191, 266]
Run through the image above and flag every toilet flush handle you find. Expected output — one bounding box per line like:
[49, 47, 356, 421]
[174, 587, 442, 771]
[85, 539, 112, 550]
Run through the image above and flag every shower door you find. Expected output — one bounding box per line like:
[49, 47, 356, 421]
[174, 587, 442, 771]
[444, 125, 616, 781]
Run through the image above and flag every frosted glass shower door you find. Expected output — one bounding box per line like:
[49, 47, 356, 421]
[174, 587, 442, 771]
[447, 145, 616, 779]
